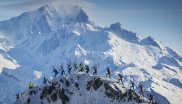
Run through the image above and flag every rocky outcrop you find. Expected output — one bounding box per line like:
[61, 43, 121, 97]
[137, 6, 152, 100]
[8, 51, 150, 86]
[15, 73, 149, 104]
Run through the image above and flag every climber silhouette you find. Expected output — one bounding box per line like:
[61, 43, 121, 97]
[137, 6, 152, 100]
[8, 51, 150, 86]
[130, 79, 135, 90]
[118, 73, 124, 85]
[52, 66, 59, 78]
[106, 67, 111, 78]
[93, 65, 98, 75]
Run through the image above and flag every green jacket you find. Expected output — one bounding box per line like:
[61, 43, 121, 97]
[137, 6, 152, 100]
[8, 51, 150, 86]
[29, 82, 34, 88]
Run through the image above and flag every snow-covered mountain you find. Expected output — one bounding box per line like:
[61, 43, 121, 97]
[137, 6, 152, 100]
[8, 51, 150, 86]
[0, 5, 182, 104]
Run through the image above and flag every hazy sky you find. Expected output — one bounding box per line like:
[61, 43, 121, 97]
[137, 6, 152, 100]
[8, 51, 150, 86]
[0, 0, 181, 54]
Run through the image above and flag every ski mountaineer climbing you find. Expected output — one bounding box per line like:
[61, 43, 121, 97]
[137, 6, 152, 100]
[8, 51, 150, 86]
[130, 79, 135, 90]
[52, 66, 59, 78]
[148, 93, 154, 103]
[61, 64, 65, 75]
[106, 67, 111, 78]
[16, 92, 20, 101]
[43, 77, 48, 84]
[73, 61, 78, 71]
[85, 65, 90, 74]
[139, 83, 144, 97]
[67, 62, 72, 74]
[79, 63, 84, 72]
[118, 73, 124, 85]
[93, 65, 98, 75]
[29, 82, 34, 89]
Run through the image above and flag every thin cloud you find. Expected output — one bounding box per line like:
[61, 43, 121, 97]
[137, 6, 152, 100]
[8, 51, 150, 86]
[0, 0, 94, 11]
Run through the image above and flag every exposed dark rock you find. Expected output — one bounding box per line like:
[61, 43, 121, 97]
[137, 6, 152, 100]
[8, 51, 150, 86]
[41, 86, 48, 98]
[104, 83, 120, 99]
[47, 98, 50, 103]
[52, 81, 58, 86]
[40, 94, 43, 100]
[127, 89, 142, 103]
[51, 92, 57, 101]
[27, 98, 30, 104]
[65, 80, 70, 87]
[29, 90, 36, 96]
[48, 86, 55, 95]
[87, 77, 103, 90]
[59, 89, 69, 104]
[104, 83, 143, 103]
[60, 78, 64, 83]
[75, 82, 79, 90]
[87, 80, 93, 90]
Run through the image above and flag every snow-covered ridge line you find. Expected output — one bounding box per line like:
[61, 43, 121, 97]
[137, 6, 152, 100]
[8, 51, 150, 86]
[16, 73, 150, 104]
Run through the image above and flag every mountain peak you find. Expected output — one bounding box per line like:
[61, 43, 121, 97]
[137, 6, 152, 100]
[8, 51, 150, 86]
[37, 4, 50, 12]
[110, 22, 122, 31]
[75, 7, 89, 22]
[17, 5, 90, 23]
[36, 5, 58, 18]
[59, 5, 89, 23]
[36, 5, 90, 23]
[140, 36, 165, 49]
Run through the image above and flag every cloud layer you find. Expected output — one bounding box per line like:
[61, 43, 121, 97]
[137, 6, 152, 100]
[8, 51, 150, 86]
[0, 0, 94, 11]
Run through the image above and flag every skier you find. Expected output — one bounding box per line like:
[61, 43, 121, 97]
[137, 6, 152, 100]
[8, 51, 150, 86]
[118, 73, 124, 85]
[85, 65, 90, 74]
[16, 92, 20, 100]
[106, 67, 111, 78]
[130, 79, 135, 90]
[67, 62, 72, 74]
[79, 63, 84, 72]
[61, 64, 65, 75]
[139, 84, 144, 97]
[73, 61, 78, 71]
[93, 65, 97, 75]
[52, 66, 59, 78]
[29, 82, 34, 89]
[43, 77, 48, 84]
[148, 93, 154, 103]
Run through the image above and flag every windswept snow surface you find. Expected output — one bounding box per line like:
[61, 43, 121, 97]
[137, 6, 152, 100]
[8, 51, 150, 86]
[0, 5, 182, 103]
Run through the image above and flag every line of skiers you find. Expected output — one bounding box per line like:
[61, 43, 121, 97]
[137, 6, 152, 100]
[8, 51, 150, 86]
[51, 62, 99, 78]
[50, 62, 143, 94]
[15, 62, 154, 103]
[51, 63, 114, 79]
[50, 62, 152, 100]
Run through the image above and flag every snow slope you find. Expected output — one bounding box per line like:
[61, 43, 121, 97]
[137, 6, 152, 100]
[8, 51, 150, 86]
[0, 4, 182, 103]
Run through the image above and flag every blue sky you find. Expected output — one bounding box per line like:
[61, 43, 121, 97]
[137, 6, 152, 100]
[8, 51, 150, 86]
[0, 0, 181, 54]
